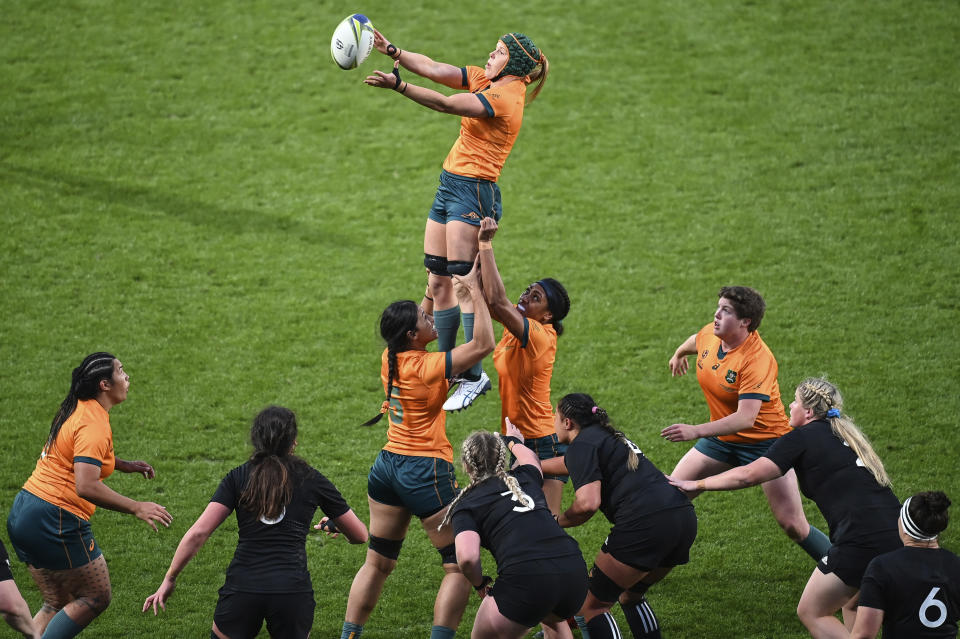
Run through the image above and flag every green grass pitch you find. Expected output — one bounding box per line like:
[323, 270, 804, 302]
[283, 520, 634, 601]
[1, 0, 958, 637]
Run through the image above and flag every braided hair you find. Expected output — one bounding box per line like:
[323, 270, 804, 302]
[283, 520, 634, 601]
[557, 393, 638, 471]
[438, 431, 528, 530]
[796, 377, 890, 487]
[45, 352, 116, 453]
[239, 406, 310, 522]
[363, 300, 420, 426]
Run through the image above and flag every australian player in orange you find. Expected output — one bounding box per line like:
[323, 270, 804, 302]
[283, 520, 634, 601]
[364, 28, 548, 412]
[342, 264, 495, 639]
[661, 287, 832, 562]
[5, 352, 171, 638]
[475, 217, 571, 514]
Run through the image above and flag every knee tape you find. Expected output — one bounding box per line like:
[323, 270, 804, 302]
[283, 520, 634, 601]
[369, 535, 404, 560]
[588, 564, 624, 604]
[438, 543, 457, 565]
[424, 254, 449, 276]
[627, 579, 651, 596]
[445, 260, 472, 276]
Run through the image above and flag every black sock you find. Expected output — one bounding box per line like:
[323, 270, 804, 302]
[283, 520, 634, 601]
[585, 612, 623, 639]
[621, 597, 661, 638]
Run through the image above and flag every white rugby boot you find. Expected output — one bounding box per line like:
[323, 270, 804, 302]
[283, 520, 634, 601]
[442, 370, 491, 412]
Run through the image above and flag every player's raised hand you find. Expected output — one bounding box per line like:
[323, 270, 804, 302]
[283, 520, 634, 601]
[478, 217, 498, 242]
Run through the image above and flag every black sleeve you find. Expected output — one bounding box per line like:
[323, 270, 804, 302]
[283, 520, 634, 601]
[513, 463, 543, 487]
[310, 469, 351, 519]
[856, 557, 888, 610]
[565, 439, 601, 491]
[763, 428, 805, 475]
[210, 467, 242, 508]
[451, 504, 479, 537]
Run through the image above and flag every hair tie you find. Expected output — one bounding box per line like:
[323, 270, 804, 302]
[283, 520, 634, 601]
[825, 408, 840, 418]
[379, 400, 390, 415]
[900, 496, 938, 541]
[591, 406, 599, 414]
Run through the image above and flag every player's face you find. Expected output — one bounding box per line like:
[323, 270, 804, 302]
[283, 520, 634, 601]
[788, 389, 813, 427]
[517, 283, 551, 323]
[554, 410, 574, 443]
[713, 297, 748, 340]
[103, 359, 130, 405]
[412, 305, 437, 344]
[484, 41, 509, 80]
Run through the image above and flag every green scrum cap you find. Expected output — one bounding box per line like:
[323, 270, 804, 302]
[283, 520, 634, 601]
[495, 32, 542, 80]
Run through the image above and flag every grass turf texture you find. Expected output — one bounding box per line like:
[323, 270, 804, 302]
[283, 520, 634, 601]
[1, 0, 958, 637]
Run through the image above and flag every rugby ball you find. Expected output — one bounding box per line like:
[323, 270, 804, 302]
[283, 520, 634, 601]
[330, 14, 375, 70]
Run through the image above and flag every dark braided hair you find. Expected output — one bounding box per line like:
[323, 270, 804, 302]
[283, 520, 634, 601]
[537, 278, 571, 337]
[239, 406, 310, 522]
[907, 491, 952, 538]
[363, 300, 420, 426]
[438, 431, 528, 529]
[557, 393, 639, 471]
[46, 352, 116, 452]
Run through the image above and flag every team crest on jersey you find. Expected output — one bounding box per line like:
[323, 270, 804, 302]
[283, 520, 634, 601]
[725, 370, 737, 384]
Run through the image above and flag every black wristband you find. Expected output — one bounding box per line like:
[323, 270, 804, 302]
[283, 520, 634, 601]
[502, 435, 522, 449]
[474, 575, 492, 593]
[392, 64, 403, 91]
[321, 519, 339, 534]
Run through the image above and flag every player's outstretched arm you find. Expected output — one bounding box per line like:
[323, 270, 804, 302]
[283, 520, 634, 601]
[142, 502, 231, 615]
[668, 333, 697, 377]
[372, 29, 462, 88]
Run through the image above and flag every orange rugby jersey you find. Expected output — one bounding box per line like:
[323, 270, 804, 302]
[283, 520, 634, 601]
[442, 66, 527, 182]
[380, 348, 454, 463]
[493, 317, 557, 439]
[23, 399, 116, 520]
[694, 323, 790, 443]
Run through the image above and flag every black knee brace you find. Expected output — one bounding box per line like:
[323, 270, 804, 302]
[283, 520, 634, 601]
[588, 564, 624, 604]
[424, 253, 449, 276]
[369, 535, 404, 560]
[438, 542, 457, 565]
[445, 260, 473, 276]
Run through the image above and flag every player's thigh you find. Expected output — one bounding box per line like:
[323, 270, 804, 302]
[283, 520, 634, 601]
[760, 467, 806, 521]
[445, 220, 480, 262]
[420, 508, 455, 549]
[670, 447, 733, 480]
[368, 497, 412, 541]
[425, 219, 447, 256]
[471, 592, 530, 639]
[797, 567, 857, 618]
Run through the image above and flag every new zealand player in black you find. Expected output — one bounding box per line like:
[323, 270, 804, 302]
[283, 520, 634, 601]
[852, 490, 960, 639]
[142, 406, 368, 639]
[553, 393, 696, 639]
[669, 377, 901, 638]
[439, 419, 587, 639]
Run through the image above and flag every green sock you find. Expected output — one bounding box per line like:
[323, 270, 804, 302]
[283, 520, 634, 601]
[43, 609, 86, 639]
[430, 625, 456, 639]
[340, 621, 363, 639]
[433, 306, 460, 353]
[460, 312, 482, 379]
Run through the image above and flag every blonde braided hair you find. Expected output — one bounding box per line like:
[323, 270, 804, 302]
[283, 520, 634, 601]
[796, 377, 890, 487]
[438, 431, 527, 530]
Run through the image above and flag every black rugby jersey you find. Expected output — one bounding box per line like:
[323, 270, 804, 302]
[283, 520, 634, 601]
[764, 419, 900, 545]
[565, 426, 689, 524]
[451, 464, 581, 574]
[859, 546, 960, 638]
[212, 461, 351, 593]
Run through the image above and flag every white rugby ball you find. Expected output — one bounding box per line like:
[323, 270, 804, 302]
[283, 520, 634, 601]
[330, 14, 375, 70]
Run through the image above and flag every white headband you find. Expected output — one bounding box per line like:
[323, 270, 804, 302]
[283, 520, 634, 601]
[900, 496, 938, 541]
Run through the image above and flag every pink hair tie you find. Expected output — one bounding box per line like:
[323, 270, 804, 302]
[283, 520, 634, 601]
[591, 406, 599, 414]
